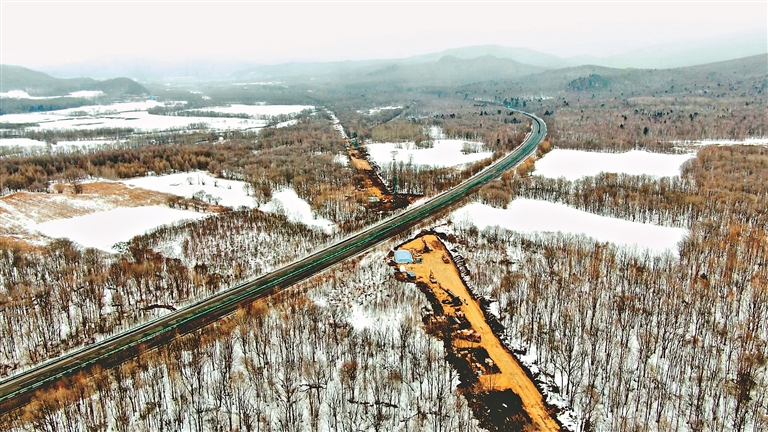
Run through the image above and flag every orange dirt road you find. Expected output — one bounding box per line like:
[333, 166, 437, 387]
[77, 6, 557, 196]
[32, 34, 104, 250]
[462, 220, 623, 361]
[399, 235, 560, 432]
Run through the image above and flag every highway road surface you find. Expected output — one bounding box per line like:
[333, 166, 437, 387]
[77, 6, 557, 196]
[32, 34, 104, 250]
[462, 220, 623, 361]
[0, 108, 546, 414]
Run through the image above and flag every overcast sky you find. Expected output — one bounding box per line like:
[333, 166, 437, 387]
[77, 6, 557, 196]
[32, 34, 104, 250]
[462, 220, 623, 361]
[1, 1, 766, 68]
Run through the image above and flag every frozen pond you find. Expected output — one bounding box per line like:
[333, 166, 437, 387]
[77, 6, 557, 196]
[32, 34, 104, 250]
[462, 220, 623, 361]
[452, 199, 687, 256]
[534, 149, 695, 181]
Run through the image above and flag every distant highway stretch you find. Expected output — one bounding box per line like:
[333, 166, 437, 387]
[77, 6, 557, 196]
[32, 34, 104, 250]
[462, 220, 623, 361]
[0, 109, 546, 414]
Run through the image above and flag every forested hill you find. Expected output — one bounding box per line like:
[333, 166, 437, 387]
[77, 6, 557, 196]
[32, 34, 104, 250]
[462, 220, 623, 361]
[233, 55, 545, 86]
[499, 53, 768, 95]
[0, 65, 150, 114]
[0, 65, 149, 97]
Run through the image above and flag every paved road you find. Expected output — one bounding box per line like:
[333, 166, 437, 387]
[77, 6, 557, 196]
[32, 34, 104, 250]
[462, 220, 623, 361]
[0, 109, 546, 414]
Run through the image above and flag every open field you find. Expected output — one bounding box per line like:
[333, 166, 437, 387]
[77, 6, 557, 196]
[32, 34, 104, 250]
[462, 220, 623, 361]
[533, 149, 695, 181]
[452, 199, 688, 256]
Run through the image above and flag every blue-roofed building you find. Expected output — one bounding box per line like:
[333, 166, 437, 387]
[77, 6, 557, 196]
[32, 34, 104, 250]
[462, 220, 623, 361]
[394, 250, 414, 264]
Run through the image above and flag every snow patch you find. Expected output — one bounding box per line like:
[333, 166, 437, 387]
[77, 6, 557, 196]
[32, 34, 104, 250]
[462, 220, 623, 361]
[33, 206, 206, 253]
[199, 104, 313, 117]
[0, 138, 127, 154]
[120, 171, 258, 209]
[259, 188, 337, 234]
[0, 90, 103, 99]
[452, 199, 687, 256]
[673, 137, 768, 146]
[274, 119, 298, 128]
[534, 149, 695, 181]
[365, 139, 492, 168]
[348, 304, 374, 330]
[366, 105, 402, 115]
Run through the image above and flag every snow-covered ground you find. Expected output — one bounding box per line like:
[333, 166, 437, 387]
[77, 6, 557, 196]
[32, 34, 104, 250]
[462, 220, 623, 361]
[365, 139, 492, 168]
[428, 125, 445, 140]
[0, 138, 50, 148]
[0, 90, 104, 99]
[326, 110, 347, 138]
[57, 100, 165, 115]
[365, 105, 402, 115]
[534, 149, 695, 181]
[259, 188, 337, 234]
[452, 199, 687, 256]
[120, 171, 258, 209]
[33, 206, 206, 253]
[197, 104, 313, 117]
[0, 138, 127, 154]
[0, 100, 313, 133]
[673, 137, 768, 146]
[274, 119, 298, 128]
[20, 110, 265, 132]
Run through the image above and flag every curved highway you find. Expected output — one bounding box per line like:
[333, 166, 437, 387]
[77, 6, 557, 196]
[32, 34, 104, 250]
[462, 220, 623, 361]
[0, 109, 546, 414]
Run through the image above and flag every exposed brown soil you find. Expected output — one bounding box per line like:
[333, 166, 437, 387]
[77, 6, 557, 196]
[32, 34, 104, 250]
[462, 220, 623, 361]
[0, 181, 226, 245]
[1, 182, 172, 224]
[394, 234, 560, 432]
[346, 145, 422, 212]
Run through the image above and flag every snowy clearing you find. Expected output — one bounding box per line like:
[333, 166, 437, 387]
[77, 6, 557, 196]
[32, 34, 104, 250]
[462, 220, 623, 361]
[0, 90, 104, 99]
[120, 171, 258, 209]
[0, 100, 313, 133]
[673, 137, 768, 146]
[33, 205, 206, 253]
[451, 199, 687, 256]
[366, 105, 402, 115]
[259, 188, 336, 233]
[274, 119, 298, 128]
[534, 149, 695, 181]
[57, 100, 166, 115]
[0, 138, 48, 148]
[0, 138, 126, 154]
[365, 139, 492, 168]
[198, 104, 313, 117]
[31, 111, 266, 132]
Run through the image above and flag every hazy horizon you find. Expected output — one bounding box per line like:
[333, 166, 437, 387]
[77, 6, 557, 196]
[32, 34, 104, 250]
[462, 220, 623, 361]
[1, 1, 766, 71]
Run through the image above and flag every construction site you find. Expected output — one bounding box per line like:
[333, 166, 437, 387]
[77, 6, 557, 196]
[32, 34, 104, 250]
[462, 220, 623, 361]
[390, 234, 561, 432]
[345, 137, 423, 213]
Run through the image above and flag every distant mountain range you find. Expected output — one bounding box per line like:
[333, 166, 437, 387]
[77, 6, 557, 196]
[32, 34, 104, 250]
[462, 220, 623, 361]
[2, 38, 765, 108]
[504, 53, 768, 94]
[30, 28, 766, 83]
[232, 55, 547, 87]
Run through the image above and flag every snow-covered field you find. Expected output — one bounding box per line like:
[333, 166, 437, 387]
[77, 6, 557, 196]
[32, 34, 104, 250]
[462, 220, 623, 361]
[534, 149, 695, 181]
[120, 171, 258, 209]
[259, 188, 337, 233]
[0, 138, 127, 154]
[365, 139, 492, 168]
[0, 90, 104, 99]
[198, 104, 313, 117]
[673, 137, 768, 146]
[365, 105, 402, 115]
[1, 110, 267, 132]
[452, 199, 687, 256]
[274, 119, 298, 128]
[34, 206, 206, 253]
[58, 100, 166, 115]
[0, 100, 313, 133]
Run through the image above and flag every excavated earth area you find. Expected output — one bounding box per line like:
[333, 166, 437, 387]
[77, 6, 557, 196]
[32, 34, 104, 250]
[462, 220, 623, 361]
[395, 234, 560, 432]
[347, 146, 422, 212]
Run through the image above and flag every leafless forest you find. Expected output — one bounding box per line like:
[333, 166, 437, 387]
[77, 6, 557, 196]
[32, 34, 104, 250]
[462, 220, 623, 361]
[458, 144, 768, 430]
